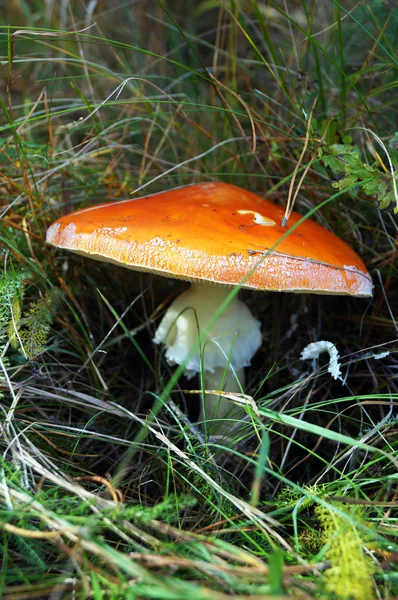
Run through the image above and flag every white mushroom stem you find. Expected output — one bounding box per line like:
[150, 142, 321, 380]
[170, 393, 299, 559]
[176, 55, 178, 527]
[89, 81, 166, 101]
[154, 282, 262, 435]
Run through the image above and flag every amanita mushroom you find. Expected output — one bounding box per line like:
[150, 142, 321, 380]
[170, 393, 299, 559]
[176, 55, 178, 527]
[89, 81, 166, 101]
[46, 182, 373, 434]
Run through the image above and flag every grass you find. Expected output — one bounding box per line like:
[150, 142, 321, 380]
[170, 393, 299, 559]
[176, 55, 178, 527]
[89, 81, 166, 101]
[1, 0, 398, 598]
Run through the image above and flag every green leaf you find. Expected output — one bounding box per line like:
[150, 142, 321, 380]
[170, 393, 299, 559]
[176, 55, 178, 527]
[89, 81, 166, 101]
[362, 178, 379, 196]
[322, 155, 346, 173]
[268, 549, 285, 596]
[378, 173, 397, 210]
[322, 119, 338, 145]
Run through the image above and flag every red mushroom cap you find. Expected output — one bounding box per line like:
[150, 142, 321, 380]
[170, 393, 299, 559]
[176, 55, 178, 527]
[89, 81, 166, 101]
[46, 182, 372, 296]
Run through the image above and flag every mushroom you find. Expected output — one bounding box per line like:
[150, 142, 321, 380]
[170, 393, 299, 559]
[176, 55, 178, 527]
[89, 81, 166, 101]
[46, 182, 373, 434]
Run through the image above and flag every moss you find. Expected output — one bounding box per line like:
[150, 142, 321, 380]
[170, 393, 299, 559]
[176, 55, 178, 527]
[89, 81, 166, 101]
[316, 502, 376, 600]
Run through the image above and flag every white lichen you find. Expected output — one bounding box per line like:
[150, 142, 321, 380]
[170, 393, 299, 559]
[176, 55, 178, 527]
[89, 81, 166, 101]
[300, 340, 342, 380]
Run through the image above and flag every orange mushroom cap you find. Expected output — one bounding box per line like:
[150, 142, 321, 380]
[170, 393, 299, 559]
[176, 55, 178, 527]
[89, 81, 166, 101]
[46, 182, 372, 297]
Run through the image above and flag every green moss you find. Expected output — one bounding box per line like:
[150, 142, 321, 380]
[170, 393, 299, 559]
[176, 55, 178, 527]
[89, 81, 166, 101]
[316, 503, 376, 600]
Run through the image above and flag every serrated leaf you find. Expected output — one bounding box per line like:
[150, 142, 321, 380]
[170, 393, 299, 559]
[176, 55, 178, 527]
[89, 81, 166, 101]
[362, 178, 380, 196]
[378, 174, 397, 210]
[326, 143, 356, 156]
[322, 155, 346, 173]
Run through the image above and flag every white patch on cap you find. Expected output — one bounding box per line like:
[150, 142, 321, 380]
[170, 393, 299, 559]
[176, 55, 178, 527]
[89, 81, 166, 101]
[237, 209, 276, 226]
[101, 226, 128, 236]
[149, 237, 167, 246]
[45, 222, 61, 244]
[50, 222, 77, 248]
